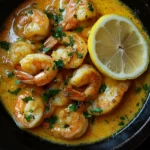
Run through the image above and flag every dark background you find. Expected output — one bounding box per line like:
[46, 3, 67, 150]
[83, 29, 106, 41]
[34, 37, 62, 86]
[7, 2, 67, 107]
[0, 0, 150, 150]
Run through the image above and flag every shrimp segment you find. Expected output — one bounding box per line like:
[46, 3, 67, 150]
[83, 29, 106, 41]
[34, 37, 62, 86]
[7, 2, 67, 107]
[14, 9, 50, 41]
[13, 93, 44, 128]
[9, 41, 36, 67]
[50, 107, 88, 139]
[88, 77, 131, 115]
[64, 64, 102, 101]
[49, 32, 88, 69]
[15, 54, 57, 86]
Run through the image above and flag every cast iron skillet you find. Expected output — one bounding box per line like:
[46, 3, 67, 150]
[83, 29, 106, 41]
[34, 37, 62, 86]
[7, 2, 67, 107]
[0, 0, 150, 149]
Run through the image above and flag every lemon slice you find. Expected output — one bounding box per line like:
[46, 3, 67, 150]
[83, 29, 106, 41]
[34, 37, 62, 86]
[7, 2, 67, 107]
[88, 14, 149, 80]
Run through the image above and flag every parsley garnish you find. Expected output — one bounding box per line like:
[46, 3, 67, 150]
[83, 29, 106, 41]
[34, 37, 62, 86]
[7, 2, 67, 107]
[136, 102, 140, 107]
[8, 88, 21, 95]
[43, 47, 51, 53]
[76, 52, 83, 59]
[53, 60, 64, 69]
[68, 51, 75, 57]
[69, 104, 77, 112]
[76, 0, 80, 4]
[22, 96, 34, 103]
[59, 8, 65, 12]
[88, 3, 94, 12]
[136, 87, 141, 93]
[99, 84, 107, 93]
[0, 41, 11, 50]
[17, 37, 24, 41]
[46, 116, 58, 129]
[52, 27, 66, 41]
[83, 112, 92, 118]
[90, 107, 103, 114]
[29, 109, 34, 113]
[120, 116, 125, 120]
[143, 84, 150, 92]
[6, 71, 14, 78]
[24, 114, 35, 122]
[75, 27, 83, 33]
[28, 10, 33, 15]
[15, 80, 21, 85]
[68, 36, 75, 47]
[118, 121, 125, 126]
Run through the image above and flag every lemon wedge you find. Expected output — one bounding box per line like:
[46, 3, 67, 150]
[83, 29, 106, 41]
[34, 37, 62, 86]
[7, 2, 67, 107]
[88, 14, 149, 80]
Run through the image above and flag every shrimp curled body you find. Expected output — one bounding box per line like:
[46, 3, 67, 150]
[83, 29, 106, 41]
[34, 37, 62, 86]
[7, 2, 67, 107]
[50, 107, 88, 139]
[15, 53, 57, 86]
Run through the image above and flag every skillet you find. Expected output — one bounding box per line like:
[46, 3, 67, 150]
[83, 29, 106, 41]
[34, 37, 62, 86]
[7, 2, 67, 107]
[0, 0, 150, 149]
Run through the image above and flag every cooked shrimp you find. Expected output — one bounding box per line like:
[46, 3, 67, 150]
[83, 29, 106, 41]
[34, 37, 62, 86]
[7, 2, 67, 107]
[13, 92, 44, 128]
[50, 107, 88, 139]
[9, 41, 36, 67]
[88, 77, 131, 115]
[49, 32, 88, 69]
[14, 9, 50, 41]
[63, 0, 97, 30]
[64, 64, 102, 101]
[15, 54, 57, 86]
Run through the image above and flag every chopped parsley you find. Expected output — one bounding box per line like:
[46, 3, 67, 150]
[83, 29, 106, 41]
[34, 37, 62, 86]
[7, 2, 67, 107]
[118, 121, 125, 126]
[59, 8, 65, 12]
[45, 106, 50, 112]
[24, 114, 35, 122]
[42, 88, 61, 103]
[46, 67, 50, 71]
[29, 109, 34, 113]
[53, 60, 64, 69]
[6, 71, 14, 78]
[136, 102, 140, 107]
[83, 112, 92, 118]
[43, 47, 51, 53]
[22, 96, 34, 103]
[28, 10, 33, 15]
[120, 116, 125, 120]
[52, 27, 66, 41]
[17, 37, 24, 41]
[88, 3, 94, 12]
[8, 88, 21, 95]
[75, 27, 83, 33]
[143, 84, 150, 92]
[45, 116, 58, 129]
[99, 84, 107, 93]
[64, 78, 69, 86]
[76, 0, 80, 4]
[68, 36, 75, 47]
[15, 80, 21, 85]
[136, 87, 141, 93]
[0, 41, 11, 50]
[69, 104, 77, 112]
[76, 52, 83, 59]
[90, 107, 103, 114]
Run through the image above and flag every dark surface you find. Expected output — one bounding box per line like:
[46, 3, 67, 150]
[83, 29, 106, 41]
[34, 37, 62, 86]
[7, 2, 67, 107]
[0, 0, 150, 150]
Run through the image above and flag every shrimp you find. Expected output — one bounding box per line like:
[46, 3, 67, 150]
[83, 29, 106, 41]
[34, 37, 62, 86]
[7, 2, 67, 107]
[62, 0, 97, 30]
[9, 41, 36, 67]
[15, 54, 57, 86]
[47, 32, 88, 69]
[13, 92, 44, 128]
[50, 107, 88, 139]
[87, 77, 131, 115]
[14, 8, 50, 41]
[64, 64, 102, 101]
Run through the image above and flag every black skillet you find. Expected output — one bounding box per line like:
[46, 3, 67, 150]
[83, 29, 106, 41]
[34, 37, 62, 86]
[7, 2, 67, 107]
[0, 0, 150, 149]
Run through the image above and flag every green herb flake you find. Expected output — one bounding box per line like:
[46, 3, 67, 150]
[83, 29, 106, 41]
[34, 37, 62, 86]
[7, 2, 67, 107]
[28, 10, 33, 15]
[135, 87, 141, 93]
[99, 84, 107, 93]
[88, 100, 93, 105]
[46, 116, 58, 129]
[143, 84, 150, 92]
[76, 0, 80, 4]
[90, 107, 103, 114]
[88, 3, 94, 12]
[46, 67, 50, 71]
[120, 116, 125, 120]
[59, 8, 65, 12]
[8, 88, 21, 95]
[45, 106, 50, 112]
[17, 37, 24, 41]
[24, 114, 35, 122]
[29, 109, 34, 113]
[43, 47, 51, 53]
[75, 27, 83, 33]
[0, 41, 11, 50]
[118, 121, 125, 126]
[6, 71, 14, 78]
[69, 104, 77, 112]
[76, 52, 83, 59]
[68, 51, 75, 57]
[64, 79, 69, 86]
[54, 60, 64, 69]
[83, 112, 92, 118]
[22, 96, 34, 103]
[136, 102, 140, 107]
[74, 14, 77, 18]
[52, 27, 66, 41]
[15, 80, 21, 85]
[68, 36, 75, 47]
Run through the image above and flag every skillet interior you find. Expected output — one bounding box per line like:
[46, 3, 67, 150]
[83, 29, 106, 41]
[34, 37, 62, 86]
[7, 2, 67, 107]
[0, 0, 150, 149]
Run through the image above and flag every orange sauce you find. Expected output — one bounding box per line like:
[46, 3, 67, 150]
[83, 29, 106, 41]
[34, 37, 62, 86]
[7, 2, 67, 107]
[0, 0, 150, 145]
